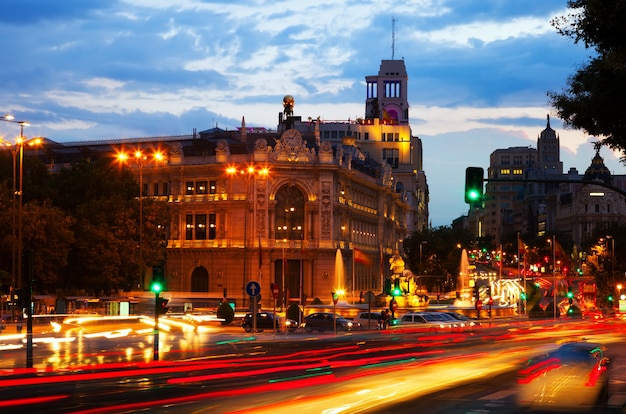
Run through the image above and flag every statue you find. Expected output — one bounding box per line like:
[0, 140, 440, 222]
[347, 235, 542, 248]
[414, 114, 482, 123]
[389, 250, 405, 274]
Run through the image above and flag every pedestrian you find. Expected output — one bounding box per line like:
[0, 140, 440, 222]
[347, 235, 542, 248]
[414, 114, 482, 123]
[380, 309, 388, 330]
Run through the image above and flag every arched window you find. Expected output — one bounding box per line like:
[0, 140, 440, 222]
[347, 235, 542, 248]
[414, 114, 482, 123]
[275, 186, 305, 240]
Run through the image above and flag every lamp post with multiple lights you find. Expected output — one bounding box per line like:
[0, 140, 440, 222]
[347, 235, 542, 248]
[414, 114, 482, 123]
[226, 164, 269, 308]
[117, 149, 165, 290]
[0, 116, 43, 317]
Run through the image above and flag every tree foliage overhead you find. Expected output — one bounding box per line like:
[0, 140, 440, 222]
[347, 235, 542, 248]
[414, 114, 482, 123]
[549, 0, 626, 156]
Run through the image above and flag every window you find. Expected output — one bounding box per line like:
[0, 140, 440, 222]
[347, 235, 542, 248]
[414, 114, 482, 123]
[153, 183, 159, 196]
[384, 81, 401, 98]
[367, 81, 377, 98]
[186, 182, 194, 195]
[162, 182, 168, 196]
[382, 148, 399, 168]
[513, 169, 523, 175]
[364, 132, 369, 141]
[500, 169, 510, 175]
[208, 214, 216, 239]
[196, 181, 208, 194]
[209, 180, 217, 194]
[275, 186, 305, 241]
[195, 214, 206, 239]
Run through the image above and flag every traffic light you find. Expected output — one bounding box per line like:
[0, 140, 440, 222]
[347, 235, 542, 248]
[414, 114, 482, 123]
[464, 167, 484, 204]
[520, 291, 527, 301]
[567, 291, 574, 306]
[156, 297, 169, 316]
[392, 286, 402, 297]
[473, 285, 479, 300]
[384, 278, 392, 295]
[151, 265, 165, 293]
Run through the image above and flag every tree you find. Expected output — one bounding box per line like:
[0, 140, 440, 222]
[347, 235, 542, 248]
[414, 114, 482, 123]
[403, 226, 475, 291]
[549, 1, 626, 156]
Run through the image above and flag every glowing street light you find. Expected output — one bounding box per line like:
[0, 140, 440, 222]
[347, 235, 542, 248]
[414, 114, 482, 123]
[116, 148, 165, 289]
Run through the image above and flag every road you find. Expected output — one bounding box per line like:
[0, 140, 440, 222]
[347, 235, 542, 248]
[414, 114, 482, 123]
[0, 316, 625, 413]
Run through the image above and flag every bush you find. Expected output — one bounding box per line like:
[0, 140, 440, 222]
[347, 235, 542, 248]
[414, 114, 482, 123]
[286, 303, 302, 323]
[217, 301, 235, 325]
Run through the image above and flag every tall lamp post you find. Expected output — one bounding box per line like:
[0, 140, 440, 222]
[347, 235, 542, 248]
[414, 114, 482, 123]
[606, 235, 615, 285]
[226, 165, 269, 308]
[0, 115, 30, 296]
[117, 149, 164, 290]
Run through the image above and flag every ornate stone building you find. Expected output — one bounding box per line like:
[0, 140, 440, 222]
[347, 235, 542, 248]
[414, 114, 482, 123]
[38, 58, 429, 309]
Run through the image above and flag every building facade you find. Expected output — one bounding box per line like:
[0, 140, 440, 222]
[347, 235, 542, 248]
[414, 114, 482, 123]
[38, 58, 429, 309]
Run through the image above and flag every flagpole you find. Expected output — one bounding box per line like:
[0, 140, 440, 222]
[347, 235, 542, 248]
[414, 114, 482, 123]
[352, 242, 355, 304]
[282, 241, 285, 311]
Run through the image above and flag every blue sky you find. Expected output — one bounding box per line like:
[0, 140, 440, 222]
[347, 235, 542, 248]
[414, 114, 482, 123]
[0, 0, 622, 227]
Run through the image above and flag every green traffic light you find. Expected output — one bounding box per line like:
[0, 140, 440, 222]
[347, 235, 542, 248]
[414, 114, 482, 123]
[392, 287, 401, 296]
[567, 291, 573, 298]
[467, 190, 480, 201]
[151, 282, 162, 293]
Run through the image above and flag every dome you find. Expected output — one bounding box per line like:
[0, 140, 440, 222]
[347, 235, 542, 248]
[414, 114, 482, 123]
[583, 148, 612, 185]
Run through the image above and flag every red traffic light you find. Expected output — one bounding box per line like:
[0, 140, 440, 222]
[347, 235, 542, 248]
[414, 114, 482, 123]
[156, 297, 169, 316]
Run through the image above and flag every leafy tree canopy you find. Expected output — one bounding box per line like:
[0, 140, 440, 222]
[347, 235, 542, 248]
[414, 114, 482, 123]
[549, 0, 626, 156]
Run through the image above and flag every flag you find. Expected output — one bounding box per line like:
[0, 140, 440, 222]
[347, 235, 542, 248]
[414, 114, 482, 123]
[354, 248, 372, 265]
[517, 233, 526, 255]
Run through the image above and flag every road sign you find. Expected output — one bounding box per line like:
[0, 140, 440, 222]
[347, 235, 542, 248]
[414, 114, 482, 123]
[364, 290, 375, 305]
[246, 281, 261, 297]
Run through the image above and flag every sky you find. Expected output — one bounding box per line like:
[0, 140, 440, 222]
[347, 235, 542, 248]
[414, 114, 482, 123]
[0, 0, 623, 227]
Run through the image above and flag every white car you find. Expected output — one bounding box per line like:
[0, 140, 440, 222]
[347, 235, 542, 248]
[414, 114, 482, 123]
[397, 312, 452, 332]
[352, 312, 383, 329]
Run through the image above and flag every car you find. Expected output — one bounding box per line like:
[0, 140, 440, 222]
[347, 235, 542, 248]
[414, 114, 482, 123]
[352, 311, 383, 330]
[302, 312, 359, 332]
[440, 311, 481, 328]
[397, 312, 453, 332]
[516, 341, 610, 412]
[241, 312, 298, 333]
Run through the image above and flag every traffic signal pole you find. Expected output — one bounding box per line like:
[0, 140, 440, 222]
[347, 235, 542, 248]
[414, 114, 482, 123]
[154, 291, 160, 361]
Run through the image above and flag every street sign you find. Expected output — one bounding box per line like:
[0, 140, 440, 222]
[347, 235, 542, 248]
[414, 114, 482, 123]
[364, 290, 375, 305]
[246, 281, 261, 297]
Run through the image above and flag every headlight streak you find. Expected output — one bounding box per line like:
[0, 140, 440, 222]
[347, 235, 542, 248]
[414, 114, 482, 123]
[2, 319, 623, 413]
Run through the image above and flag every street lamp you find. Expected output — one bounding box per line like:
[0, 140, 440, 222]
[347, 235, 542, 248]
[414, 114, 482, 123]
[0, 115, 34, 293]
[117, 148, 165, 290]
[226, 164, 269, 308]
[605, 235, 615, 284]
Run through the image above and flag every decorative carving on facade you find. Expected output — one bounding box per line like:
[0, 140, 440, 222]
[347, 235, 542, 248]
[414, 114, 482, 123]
[321, 181, 332, 239]
[215, 139, 230, 155]
[270, 129, 314, 162]
[168, 142, 184, 165]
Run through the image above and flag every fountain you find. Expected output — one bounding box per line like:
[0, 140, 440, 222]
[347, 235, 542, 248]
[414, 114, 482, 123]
[454, 249, 474, 308]
[333, 248, 350, 306]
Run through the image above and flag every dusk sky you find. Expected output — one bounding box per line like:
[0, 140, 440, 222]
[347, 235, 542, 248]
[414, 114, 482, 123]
[0, 1, 622, 226]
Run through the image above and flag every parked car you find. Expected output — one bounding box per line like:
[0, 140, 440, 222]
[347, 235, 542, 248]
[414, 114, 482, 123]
[241, 312, 298, 332]
[302, 312, 359, 332]
[516, 341, 610, 412]
[397, 312, 452, 332]
[353, 311, 383, 329]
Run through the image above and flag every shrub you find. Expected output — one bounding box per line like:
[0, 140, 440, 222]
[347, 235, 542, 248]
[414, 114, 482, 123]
[217, 301, 235, 325]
